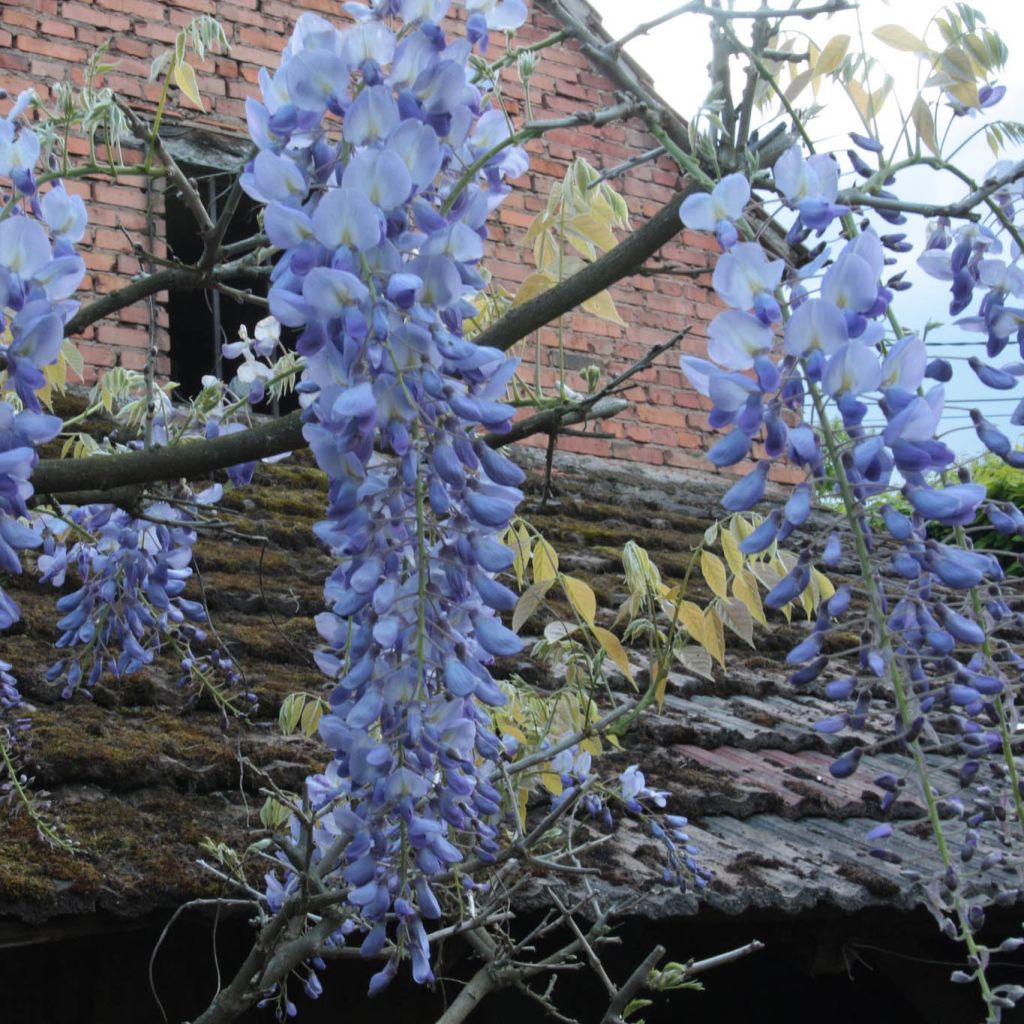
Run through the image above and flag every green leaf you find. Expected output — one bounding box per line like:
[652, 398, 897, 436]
[299, 698, 323, 738]
[173, 60, 204, 110]
[278, 693, 304, 736]
[61, 339, 84, 379]
[259, 796, 292, 830]
[561, 574, 596, 626]
[873, 24, 929, 53]
[591, 626, 635, 688]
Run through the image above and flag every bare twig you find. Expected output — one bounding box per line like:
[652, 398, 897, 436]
[601, 945, 666, 1024]
[123, 107, 214, 233]
[684, 938, 766, 977]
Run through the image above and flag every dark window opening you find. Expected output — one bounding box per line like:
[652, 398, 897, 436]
[165, 169, 297, 413]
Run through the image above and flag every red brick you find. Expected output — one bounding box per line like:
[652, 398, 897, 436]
[62, 1, 132, 30]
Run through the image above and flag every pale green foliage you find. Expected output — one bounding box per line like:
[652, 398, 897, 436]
[507, 516, 834, 724]
[149, 15, 230, 112]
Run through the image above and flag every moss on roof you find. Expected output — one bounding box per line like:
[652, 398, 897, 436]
[0, 437, 942, 936]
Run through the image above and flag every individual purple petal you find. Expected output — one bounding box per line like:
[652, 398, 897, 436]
[312, 188, 383, 251]
[721, 460, 769, 512]
[706, 427, 752, 467]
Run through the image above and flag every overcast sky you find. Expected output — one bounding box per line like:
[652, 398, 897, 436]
[586, 0, 1024, 456]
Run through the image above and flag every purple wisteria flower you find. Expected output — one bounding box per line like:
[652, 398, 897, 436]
[242, 0, 557, 996]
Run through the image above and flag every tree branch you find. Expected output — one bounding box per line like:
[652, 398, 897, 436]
[123, 108, 214, 234]
[32, 393, 634, 499]
[601, 945, 665, 1024]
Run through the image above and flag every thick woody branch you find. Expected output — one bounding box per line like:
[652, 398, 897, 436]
[31, 396, 632, 499]
[44, 169, 704, 500]
[63, 251, 268, 338]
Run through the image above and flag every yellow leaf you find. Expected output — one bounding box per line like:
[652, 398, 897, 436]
[719, 597, 754, 646]
[532, 538, 559, 583]
[61, 338, 84, 380]
[581, 288, 626, 326]
[799, 587, 814, 620]
[517, 787, 529, 830]
[939, 44, 977, 84]
[541, 771, 563, 796]
[513, 270, 557, 307]
[703, 522, 719, 547]
[730, 514, 753, 542]
[784, 68, 814, 103]
[912, 96, 938, 154]
[947, 79, 981, 111]
[502, 724, 527, 745]
[676, 600, 706, 647]
[675, 645, 714, 681]
[591, 626, 635, 688]
[814, 34, 850, 77]
[522, 212, 552, 246]
[873, 24, 929, 53]
[580, 736, 602, 757]
[653, 668, 669, 711]
[703, 606, 726, 667]
[847, 79, 870, 121]
[812, 568, 835, 602]
[868, 81, 891, 118]
[173, 59, 204, 111]
[720, 528, 744, 577]
[701, 550, 728, 600]
[510, 523, 531, 587]
[568, 212, 619, 252]
[299, 697, 323, 738]
[561, 574, 596, 626]
[512, 578, 554, 632]
[733, 569, 767, 626]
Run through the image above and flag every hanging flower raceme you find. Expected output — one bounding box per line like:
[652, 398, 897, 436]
[42, 491, 233, 700]
[678, 136, 1024, 978]
[0, 95, 87, 732]
[242, 1, 539, 993]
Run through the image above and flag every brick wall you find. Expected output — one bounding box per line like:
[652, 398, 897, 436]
[0, 0, 739, 475]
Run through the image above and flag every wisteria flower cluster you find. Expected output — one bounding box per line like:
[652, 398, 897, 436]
[0, 91, 87, 783]
[41, 488, 238, 701]
[681, 134, 1024, 1010]
[240, 0, 539, 994]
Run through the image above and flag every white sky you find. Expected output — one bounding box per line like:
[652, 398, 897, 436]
[587, 0, 1024, 455]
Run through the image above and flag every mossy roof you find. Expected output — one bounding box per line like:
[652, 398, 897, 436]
[0, 438, 958, 940]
